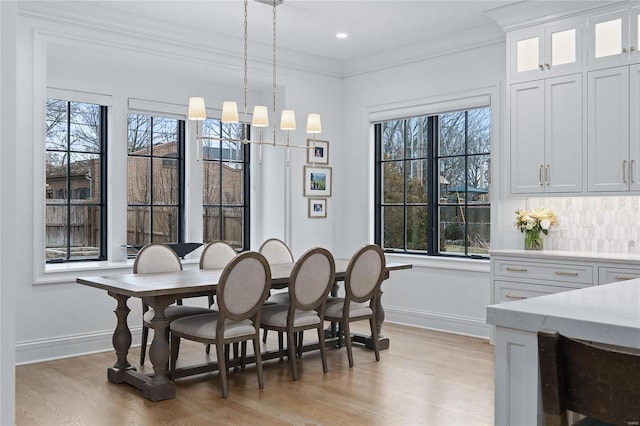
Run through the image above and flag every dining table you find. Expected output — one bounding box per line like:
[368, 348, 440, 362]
[77, 258, 412, 401]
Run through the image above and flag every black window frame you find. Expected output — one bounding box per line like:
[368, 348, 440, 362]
[374, 107, 491, 259]
[45, 99, 108, 263]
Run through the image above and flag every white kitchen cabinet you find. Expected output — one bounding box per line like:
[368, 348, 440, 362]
[587, 65, 639, 192]
[588, 6, 640, 68]
[508, 19, 584, 82]
[598, 265, 640, 284]
[510, 74, 583, 194]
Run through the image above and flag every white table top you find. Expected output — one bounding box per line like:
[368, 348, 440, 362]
[486, 278, 640, 349]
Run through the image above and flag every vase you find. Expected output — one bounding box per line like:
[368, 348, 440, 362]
[524, 230, 543, 250]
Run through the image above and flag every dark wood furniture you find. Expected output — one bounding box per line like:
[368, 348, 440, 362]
[76, 259, 411, 401]
[538, 331, 640, 426]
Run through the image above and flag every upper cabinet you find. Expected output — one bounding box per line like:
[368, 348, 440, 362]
[588, 6, 640, 68]
[508, 19, 584, 82]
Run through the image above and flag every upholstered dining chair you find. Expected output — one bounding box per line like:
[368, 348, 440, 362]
[324, 244, 386, 367]
[538, 331, 640, 426]
[258, 238, 295, 343]
[260, 247, 335, 381]
[134, 243, 214, 366]
[199, 241, 238, 355]
[170, 251, 272, 398]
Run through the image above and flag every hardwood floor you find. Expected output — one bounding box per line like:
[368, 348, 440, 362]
[15, 323, 494, 425]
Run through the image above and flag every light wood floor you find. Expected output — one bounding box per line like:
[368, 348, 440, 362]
[16, 323, 495, 425]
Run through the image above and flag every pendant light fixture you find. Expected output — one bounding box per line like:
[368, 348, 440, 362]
[188, 0, 322, 164]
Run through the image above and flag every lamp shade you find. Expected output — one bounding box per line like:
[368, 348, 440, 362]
[306, 113, 322, 133]
[187, 97, 207, 121]
[221, 101, 239, 123]
[252, 105, 269, 127]
[280, 110, 296, 130]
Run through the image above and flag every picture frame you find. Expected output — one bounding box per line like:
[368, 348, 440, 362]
[308, 198, 327, 218]
[306, 139, 329, 164]
[303, 165, 332, 197]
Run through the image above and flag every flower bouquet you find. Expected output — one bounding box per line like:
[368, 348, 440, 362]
[514, 208, 557, 250]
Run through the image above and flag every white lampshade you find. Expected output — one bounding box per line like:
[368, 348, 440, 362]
[221, 101, 239, 123]
[280, 110, 296, 130]
[306, 113, 322, 134]
[252, 105, 269, 127]
[187, 97, 207, 121]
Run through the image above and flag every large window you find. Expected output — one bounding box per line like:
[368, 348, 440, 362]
[375, 106, 491, 258]
[201, 119, 250, 250]
[45, 99, 107, 262]
[127, 113, 184, 246]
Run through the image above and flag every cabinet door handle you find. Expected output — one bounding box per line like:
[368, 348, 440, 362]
[555, 271, 579, 276]
[631, 46, 636, 52]
[539, 165, 543, 186]
[545, 63, 551, 70]
[622, 47, 628, 53]
[505, 294, 528, 300]
[506, 267, 528, 272]
[614, 275, 637, 281]
[539, 64, 544, 71]
[545, 164, 549, 185]
[631, 160, 636, 184]
[623, 160, 628, 183]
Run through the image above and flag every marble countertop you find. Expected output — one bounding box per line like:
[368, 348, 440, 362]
[490, 249, 640, 265]
[487, 278, 640, 349]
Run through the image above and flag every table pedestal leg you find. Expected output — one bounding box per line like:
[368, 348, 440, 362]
[142, 295, 176, 401]
[107, 292, 135, 383]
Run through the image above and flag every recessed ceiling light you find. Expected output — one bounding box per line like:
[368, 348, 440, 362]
[336, 32, 348, 39]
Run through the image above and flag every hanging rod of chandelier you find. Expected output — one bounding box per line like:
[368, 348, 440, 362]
[187, 0, 322, 160]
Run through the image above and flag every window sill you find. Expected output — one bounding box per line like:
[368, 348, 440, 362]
[385, 253, 490, 273]
[37, 257, 200, 285]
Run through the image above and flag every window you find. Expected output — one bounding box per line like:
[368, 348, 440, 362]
[127, 113, 184, 246]
[375, 106, 491, 258]
[45, 99, 107, 262]
[201, 118, 250, 250]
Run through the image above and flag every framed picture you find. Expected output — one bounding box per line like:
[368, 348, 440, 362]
[303, 165, 332, 197]
[308, 198, 327, 218]
[307, 139, 329, 164]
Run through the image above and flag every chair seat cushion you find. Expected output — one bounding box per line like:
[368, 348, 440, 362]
[170, 313, 257, 340]
[260, 305, 321, 328]
[265, 292, 290, 305]
[143, 305, 214, 324]
[324, 297, 372, 319]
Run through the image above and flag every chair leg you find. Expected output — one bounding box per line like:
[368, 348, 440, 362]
[369, 316, 380, 362]
[262, 329, 268, 344]
[241, 341, 247, 369]
[169, 335, 180, 377]
[317, 326, 328, 374]
[216, 342, 228, 398]
[253, 337, 265, 390]
[206, 343, 211, 355]
[287, 331, 298, 380]
[277, 331, 284, 362]
[344, 320, 354, 368]
[140, 324, 149, 365]
[297, 331, 304, 358]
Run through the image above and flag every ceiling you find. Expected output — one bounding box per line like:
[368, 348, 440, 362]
[90, 0, 516, 61]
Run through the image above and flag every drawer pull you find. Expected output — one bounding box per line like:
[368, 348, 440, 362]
[554, 271, 579, 276]
[614, 275, 636, 281]
[506, 267, 528, 272]
[505, 294, 528, 300]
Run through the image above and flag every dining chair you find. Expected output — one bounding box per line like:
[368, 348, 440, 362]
[134, 243, 214, 366]
[258, 238, 295, 343]
[324, 244, 386, 367]
[538, 331, 640, 426]
[199, 241, 238, 355]
[170, 251, 272, 398]
[260, 247, 335, 381]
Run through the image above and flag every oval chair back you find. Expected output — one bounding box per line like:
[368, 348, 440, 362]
[200, 241, 237, 270]
[133, 243, 183, 274]
[258, 238, 294, 264]
[345, 244, 386, 304]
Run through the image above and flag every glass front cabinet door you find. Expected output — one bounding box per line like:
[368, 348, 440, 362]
[589, 6, 639, 67]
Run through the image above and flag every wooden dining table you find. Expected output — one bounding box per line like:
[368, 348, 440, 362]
[77, 259, 412, 401]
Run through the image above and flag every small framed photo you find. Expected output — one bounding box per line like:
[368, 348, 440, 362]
[304, 166, 332, 197]
[308, 198, 327, 218]
[307, 139, 329, 164]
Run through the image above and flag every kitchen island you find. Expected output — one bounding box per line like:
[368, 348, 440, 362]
[486, 277, 640, 426]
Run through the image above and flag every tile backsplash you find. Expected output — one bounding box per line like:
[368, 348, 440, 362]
[526, 197, 640, 254]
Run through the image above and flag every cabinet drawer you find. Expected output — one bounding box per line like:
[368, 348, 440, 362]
[494, 259, 594, 286]
[494, 280, 581, 303]
[598, 267, 640, 285]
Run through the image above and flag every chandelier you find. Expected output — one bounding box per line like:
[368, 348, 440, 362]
[187, 0, 322, 164]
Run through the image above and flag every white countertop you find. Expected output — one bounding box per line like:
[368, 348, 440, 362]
[487, 278, 640, 349]
[490, 249, 640, 265]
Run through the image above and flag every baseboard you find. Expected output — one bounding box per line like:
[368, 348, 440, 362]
[384, 306, 491, 340]
[16, 328, 143, 366]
